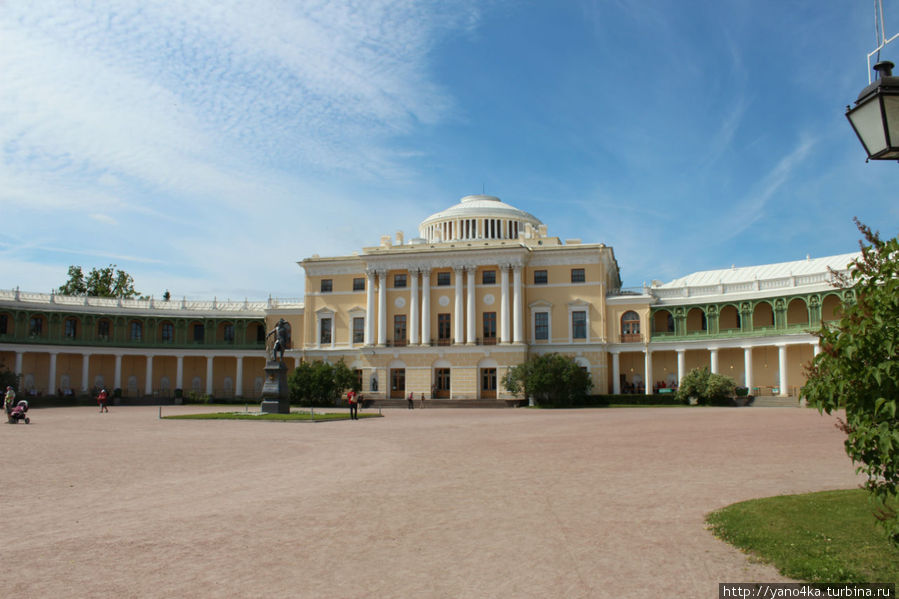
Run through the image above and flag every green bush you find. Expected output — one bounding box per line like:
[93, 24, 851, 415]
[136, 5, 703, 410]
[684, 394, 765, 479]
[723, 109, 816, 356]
[288, 359, 355, 407]
[676, 367, 736, 406]
[502, 353, 592, 408]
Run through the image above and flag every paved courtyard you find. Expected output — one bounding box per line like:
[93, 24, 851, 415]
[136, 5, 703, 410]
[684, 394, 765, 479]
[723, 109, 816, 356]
[1, 405, 860, 598]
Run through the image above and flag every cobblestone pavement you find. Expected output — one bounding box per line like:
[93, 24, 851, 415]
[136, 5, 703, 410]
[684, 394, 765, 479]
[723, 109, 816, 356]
[1, 406, 859, 598]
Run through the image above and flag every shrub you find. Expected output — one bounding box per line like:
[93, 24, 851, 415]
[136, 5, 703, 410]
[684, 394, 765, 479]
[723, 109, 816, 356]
[676, 367, 736, 406]
[288, 360, 355, 407]
[502, 353, 592, 408]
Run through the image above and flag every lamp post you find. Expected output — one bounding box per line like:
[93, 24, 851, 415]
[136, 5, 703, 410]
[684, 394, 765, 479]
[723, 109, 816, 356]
[846, 60, 899, 160]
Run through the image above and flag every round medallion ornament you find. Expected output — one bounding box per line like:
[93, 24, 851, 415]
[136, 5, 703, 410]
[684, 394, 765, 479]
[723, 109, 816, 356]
[438, 295, 450, 307]
[483, 293, 495, 305]
[395, 297, 406, 308]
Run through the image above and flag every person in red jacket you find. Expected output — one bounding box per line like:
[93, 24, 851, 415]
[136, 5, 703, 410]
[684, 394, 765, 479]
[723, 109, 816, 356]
[347, 390, 358, 420]
[97, 388, 109, 413]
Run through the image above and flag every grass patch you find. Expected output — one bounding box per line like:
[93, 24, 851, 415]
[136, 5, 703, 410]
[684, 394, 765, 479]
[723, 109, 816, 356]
[707, 489, 899, 584]
[163, 411, 381, 422]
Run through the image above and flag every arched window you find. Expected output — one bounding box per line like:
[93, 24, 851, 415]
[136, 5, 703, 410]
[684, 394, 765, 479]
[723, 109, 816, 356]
[621, 311, 641, 342]
[653, 310, 674, 334]
[64, 317, 78, 339]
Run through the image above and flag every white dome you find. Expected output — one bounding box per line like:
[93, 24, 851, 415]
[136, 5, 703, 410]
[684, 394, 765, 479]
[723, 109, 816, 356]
[419, 195, 543, 243]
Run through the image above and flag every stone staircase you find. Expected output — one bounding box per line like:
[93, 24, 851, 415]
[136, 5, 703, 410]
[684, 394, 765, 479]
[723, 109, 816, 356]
[750, 395, 802, 408]
[364, 399, 524, 409]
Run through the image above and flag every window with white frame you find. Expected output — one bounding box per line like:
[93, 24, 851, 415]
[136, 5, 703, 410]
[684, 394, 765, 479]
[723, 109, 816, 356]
[534, 312, 549, 340]
[571, 310, 587, 340]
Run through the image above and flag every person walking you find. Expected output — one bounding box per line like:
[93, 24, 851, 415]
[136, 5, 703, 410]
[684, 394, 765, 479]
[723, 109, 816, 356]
[5, 386, 16, 422]
[347, 389, 358, 420]
[420, 392, 425, 409]
[407, 391, 414, 410]
[97, 388, 109, 413]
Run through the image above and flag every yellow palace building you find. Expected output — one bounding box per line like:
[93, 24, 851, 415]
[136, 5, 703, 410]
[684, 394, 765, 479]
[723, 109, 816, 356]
[0, 194, 856, 402]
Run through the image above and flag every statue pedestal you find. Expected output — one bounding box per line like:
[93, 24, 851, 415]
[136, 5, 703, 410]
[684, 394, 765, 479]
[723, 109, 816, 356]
[260, 360, 289, 414]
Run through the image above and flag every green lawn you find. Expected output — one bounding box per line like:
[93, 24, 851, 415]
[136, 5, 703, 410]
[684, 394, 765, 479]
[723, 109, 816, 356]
[706, 489, 899, 584]
[163, 411, 380, 422]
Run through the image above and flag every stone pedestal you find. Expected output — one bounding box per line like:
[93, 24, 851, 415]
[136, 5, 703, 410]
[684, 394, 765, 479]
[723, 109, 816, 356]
[260, 360, 289, 414]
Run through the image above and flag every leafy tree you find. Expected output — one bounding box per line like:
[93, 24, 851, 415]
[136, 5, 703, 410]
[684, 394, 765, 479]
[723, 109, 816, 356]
[58, 264, 140, 298]
[676, 367, 736, 406]
[502, 353, 592, 408]
[803, 219, 899, 544]
[288, 360, 355, 406]
[0, 362, 19, 393]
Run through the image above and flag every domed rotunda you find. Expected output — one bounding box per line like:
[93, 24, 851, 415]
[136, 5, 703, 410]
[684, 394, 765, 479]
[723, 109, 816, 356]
[418, 195, 544, 243]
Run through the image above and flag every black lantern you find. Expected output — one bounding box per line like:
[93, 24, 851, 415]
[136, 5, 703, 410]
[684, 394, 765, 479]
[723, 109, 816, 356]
[846, 60, 899, 160]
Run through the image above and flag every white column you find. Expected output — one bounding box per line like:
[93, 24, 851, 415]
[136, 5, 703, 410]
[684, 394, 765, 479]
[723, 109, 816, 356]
[777, 344, 788, 397]
[421, 269, 431, 345]
[206, 356, 214, 395]
[365, 271, 375, 346]
[81, 353, 90, 393]
[612, 352, 621, 394]
[294, 356, 301, 369]
[709, 348, 719, 374]
[235, 356, 243, 397]
[500, 265, 510, 344]
[114, 354, 122, 391]
[512, 266, 523, 343]
[466, 268, 476, 344]
[812, 342, 821, 356]
[48, 352, 58, 395]
[145, 355, 154, 395]
[410, 270, 420, 345]
[14, 351, 23, 388]
[377, 271, 387, 346]
[676, 349, 686, 386]
[453, 267, 464, 344]
[743, 346, 753, 390]
[176, 355, 184, 390]
[644, 349, 653, 395]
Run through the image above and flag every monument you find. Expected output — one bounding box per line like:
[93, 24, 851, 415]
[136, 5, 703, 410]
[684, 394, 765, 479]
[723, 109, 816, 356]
[260, 318, 290, 414]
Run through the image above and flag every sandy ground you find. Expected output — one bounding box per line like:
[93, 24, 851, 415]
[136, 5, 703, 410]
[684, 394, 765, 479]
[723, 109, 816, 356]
[0, 405, 860, 599]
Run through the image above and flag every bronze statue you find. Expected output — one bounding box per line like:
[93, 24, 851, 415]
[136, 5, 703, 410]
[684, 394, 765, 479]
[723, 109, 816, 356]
[266, 318, 289, 362]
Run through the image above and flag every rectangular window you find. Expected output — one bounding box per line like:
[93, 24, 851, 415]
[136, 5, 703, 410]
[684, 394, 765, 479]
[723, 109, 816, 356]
[64, 319, 77, 339]
[572, 311, 587, 339]
[193, 323, 205, 343]
[482, 270, 496, 285]
[98, 320, 110, 339]
[438, 313, 451, 344]
[30, 317, 43, 336]
[161, 323, 174, 343]
[256, 324, 266, 343]
[483, 312, 496, 343]
[535, 312, 548, 340]
[353, 317, 365, 343]
[394, 314, 407, 345]
[394, 274, 407, 288]
[130, 321, 142, 342]
[320, 318, 332, 344]
[224, 324, 235, 343]
[354, 369, 363, 392]
[534, 270, 548, 285]
[571, 268, 585, 283]
[436, 271, 451, 286]
[320, 279, 333, 293]
[353, 277, 365, 291]
[0, 314, 7, 335]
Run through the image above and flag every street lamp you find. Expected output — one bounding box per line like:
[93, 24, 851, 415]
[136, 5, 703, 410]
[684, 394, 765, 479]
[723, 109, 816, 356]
[846, 60, 899, 160]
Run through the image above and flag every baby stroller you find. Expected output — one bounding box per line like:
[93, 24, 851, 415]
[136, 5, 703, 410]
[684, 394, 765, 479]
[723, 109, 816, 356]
[9, 400, 29, 424]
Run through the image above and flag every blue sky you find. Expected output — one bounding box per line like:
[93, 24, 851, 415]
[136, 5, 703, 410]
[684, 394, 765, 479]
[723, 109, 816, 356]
[1, 0, 897, 300]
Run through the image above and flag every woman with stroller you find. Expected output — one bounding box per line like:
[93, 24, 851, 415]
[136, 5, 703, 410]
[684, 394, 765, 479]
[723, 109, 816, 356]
[5, 386, 16, 422]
